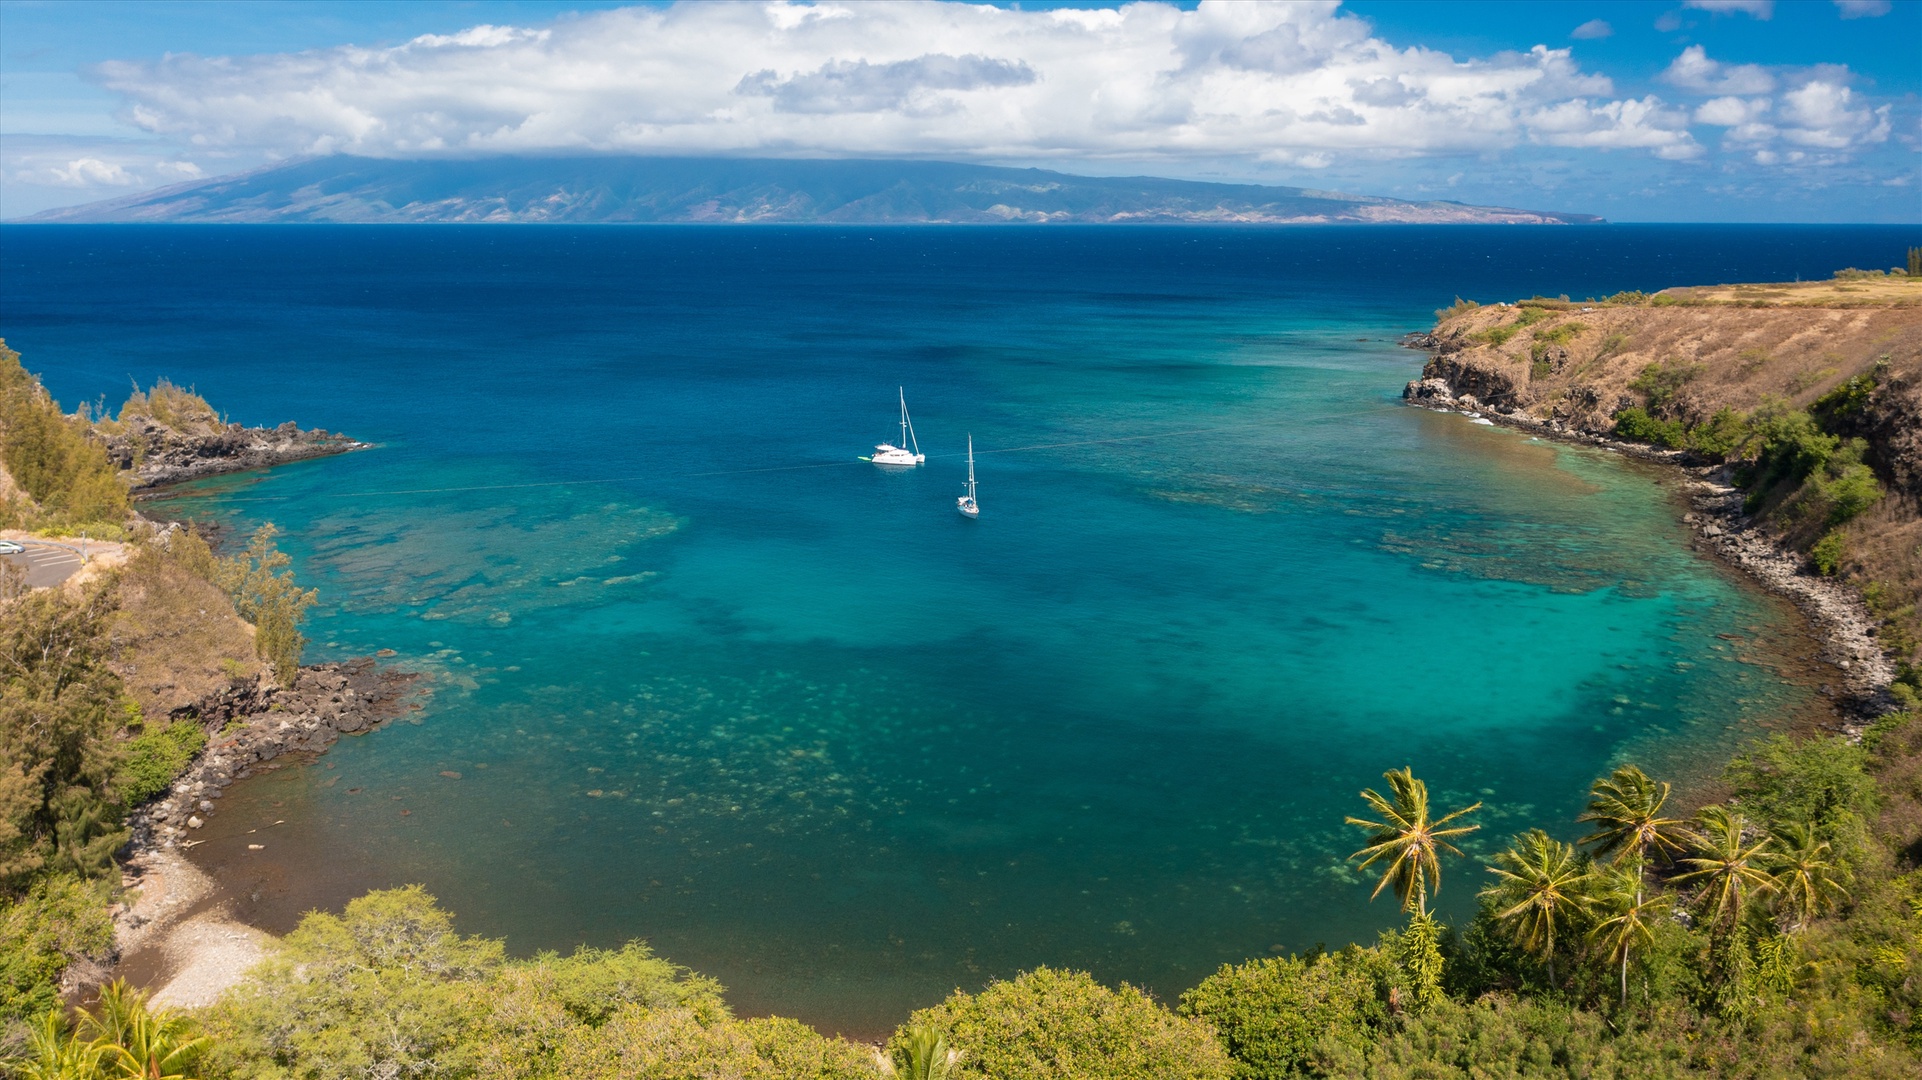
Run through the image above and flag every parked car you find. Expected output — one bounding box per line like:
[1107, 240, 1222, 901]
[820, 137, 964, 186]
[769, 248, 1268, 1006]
[0, 541, 24, 554]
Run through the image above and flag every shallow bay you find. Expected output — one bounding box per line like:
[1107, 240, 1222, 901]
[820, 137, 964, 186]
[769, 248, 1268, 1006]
[2, 224, 1904, 1034]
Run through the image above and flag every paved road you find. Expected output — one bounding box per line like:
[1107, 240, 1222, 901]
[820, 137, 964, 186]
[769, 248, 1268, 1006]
[1, 541, 87, 589]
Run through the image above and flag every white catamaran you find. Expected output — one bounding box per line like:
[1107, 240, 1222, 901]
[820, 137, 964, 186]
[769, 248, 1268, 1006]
[957, 434, 979, 518]
[867, 387, 925, 466]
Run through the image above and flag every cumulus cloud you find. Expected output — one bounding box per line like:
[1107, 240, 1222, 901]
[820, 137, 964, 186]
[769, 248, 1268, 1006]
[1570, 19, 1613, 40]
[1832, 0, 1892, 18]
[1527, 96, 1701, 159]
[1, 136, 206, 190]
[1683, 0, 1774, 18]
[1778, 80, 1890, 149]
[86, 0, 1697, 168]
[1662, 46, 1775, 95]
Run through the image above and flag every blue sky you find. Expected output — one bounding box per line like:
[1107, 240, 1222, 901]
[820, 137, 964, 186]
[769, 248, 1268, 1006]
[1, 0, 1916, 221]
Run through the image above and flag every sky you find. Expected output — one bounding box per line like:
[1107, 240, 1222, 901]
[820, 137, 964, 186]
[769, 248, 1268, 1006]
[0, 0, 1917, 222]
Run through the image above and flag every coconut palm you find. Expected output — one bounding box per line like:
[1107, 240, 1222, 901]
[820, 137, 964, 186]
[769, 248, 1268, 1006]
[1673, 806, 1776, 933]
[79, 980, 211, 1080]
[12, 1009, 105, 1080]
[1764, 821, 1850, 932]
[1481, 829, 1595, 986]
[1586, 868, 1672, 1006]
[1576, 765, 1689, 897]
[891, 1024, 959, 1080]
[1346, 767, 1482, 916]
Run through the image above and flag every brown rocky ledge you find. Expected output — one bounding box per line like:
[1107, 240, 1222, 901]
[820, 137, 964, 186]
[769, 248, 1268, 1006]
[106, 418, 366, 492]
[127, 659, 424, 850]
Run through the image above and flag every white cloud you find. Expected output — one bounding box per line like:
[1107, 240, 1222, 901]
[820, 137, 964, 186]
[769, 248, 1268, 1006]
[1778, 80, 1890, 149]
[1527, 96, 1701, 159]
[1, 137, 207, 190]
[1662, 46, 1775, 95]
[84, 0, 1693, 169]
[1694, 96, 1776, 146]
[1833, 0, 1892, 18]
[1570, 19, 1613, 40]
[1683, 0, 1774, 18]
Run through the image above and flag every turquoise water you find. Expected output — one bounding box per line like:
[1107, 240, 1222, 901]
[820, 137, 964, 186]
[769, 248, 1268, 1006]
[3, 225, 1890, 1034]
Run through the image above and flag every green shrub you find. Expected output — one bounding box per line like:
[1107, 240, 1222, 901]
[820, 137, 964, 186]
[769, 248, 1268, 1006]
[1180, 947, 1395, 1079]
[1725, 735, 1876, 872]
[1811, 530, 1847, 576]
[1613, 408, 1687, 449]
[1472, 325, 1519, 348]
[1435, 298, 1480, 320]
[897, 967, 1230, 1080]
[0, 873, 114, 1022]
[1628, 359, 1705, 413]
[1685, 407, 1750, 461]
[1816, 460, 1884, 527]
[116, 716, 207, 806]
[1746, 400, 1839, 491]
[1811, 371, 1880, 429]
[1532, 322, 1584, 347]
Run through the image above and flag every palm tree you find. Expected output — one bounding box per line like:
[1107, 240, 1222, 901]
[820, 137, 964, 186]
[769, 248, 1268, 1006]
[1481, 829, 1594, 986]
[1764, 821, 1850, 932]
[12, 1009, 105, 1080]
[891, 1024, 959, 1080]
[1673, 805, 1776, 933]
[79, 980, 211, 1080]
[1576, 765, 1689, 899]
[1586, 867, 1672, 1006]
[1347, 768, 1481, 917]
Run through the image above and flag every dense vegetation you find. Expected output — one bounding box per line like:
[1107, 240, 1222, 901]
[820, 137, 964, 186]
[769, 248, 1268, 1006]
[10, 715, 1922, 1078]
[0, 344, 130, 537]
[2, 355, 318, 1046]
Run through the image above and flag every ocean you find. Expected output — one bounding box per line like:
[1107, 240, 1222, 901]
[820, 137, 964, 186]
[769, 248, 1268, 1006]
[1, 223, 1907, 1034]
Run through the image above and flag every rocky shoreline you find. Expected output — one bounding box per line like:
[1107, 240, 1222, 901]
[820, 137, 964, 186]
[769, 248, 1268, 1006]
[106, 418, 367, 492]
[1401, 338, 1899, 728]
[127, 659, 424, 852]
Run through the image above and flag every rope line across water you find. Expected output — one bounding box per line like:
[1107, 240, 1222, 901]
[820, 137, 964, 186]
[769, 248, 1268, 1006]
[176, 422, 1268, 504]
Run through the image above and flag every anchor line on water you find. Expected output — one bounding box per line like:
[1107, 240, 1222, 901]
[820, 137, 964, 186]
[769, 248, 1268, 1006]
[175, 420, 1273, 504]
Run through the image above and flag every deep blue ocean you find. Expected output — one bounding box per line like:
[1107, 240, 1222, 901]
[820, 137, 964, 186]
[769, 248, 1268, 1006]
[2, 224, 1911, 1034]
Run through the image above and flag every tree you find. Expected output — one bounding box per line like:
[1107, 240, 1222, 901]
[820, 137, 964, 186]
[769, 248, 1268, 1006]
[892, 1024, 959, 1080]
[1585, 868, 1671, 1006]
[1576, 765, 1688, 899]
[1763, 820, 1849, 932]
[211, 524, 316, 684]
[81, 979, 212, 1080]
[1673, 806, 1776, 933]
[1346, 768, 1482, 917]
[1481, 829, 1594, 987]
[893, 967, 1230, 1080]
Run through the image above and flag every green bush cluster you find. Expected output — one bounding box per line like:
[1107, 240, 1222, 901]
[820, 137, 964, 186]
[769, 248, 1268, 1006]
[115, 716, 207, 807]
[0, 343, 131, 534]
[0, 873, 113, 1022]
[1627, 359, 1705, 414]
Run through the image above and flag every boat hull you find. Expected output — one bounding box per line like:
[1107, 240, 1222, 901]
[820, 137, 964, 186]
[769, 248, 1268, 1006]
[957, 497, 978, 518]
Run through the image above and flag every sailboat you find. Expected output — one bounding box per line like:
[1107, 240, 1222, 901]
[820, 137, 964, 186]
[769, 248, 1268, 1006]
[865, 387, 925, 466]
[957, 434, 979, 518]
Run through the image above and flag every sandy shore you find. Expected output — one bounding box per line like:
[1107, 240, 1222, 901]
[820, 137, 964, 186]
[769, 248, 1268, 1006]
[108, 846, 273, 1009]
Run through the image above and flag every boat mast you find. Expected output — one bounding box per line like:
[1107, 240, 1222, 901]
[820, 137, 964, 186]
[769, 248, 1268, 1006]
[966, 434, 976, 498]
[900, 387, 921, 457]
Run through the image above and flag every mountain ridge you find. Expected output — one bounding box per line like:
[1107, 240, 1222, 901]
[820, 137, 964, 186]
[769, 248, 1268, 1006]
[19, 156, 1605, 225]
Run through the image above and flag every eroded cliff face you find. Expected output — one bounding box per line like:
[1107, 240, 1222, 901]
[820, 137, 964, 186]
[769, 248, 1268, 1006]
[1411, 290, 1922, 446]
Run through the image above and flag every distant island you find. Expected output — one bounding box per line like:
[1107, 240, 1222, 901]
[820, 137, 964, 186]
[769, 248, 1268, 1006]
[17, 156, 1605, 226]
